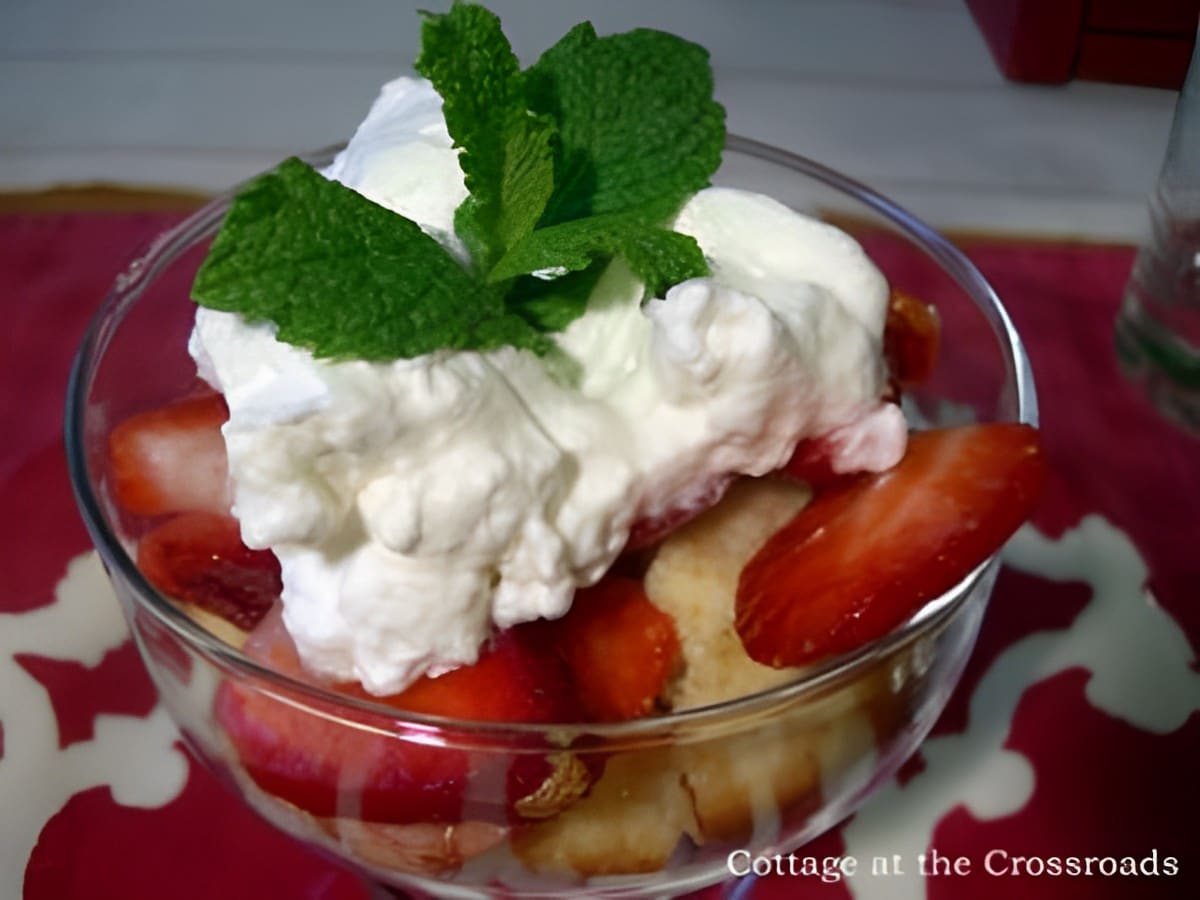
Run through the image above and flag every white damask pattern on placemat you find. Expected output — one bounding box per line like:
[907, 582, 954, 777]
[841, 518, 1200, 898]
[0, 552, 188, 899]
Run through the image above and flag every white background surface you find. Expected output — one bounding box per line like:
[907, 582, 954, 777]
[0, 0, 1180, 239]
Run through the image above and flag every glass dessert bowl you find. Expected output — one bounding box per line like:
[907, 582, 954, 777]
[66, 138, 1037, 898]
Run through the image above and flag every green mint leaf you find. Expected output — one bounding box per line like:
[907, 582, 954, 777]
[489, 199, 708, 298]
[489, 208, 651, 283]
[524, 24, 725, 227]
[192, 157, 549, 360]
[506, 265, 606, 333]
[416, 3, 556, 274]
[618, 228, 709, 298]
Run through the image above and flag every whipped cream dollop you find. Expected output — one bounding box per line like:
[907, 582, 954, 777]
[189, 77, 906, 694]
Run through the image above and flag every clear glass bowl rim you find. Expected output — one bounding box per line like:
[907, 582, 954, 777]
[64, 134, 1038, 743]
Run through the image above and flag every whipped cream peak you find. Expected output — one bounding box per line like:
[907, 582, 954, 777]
[189, 76, 906, 695]
[323, 76, 468, 260]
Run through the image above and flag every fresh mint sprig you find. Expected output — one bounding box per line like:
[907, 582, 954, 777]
[524, 23, 725, 228]
[414, 3, 556, 275]
[192, 158, 550, 360]
[192, 2, 726, 361]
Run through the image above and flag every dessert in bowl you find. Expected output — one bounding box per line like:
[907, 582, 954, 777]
[65, 5, 1041, 896]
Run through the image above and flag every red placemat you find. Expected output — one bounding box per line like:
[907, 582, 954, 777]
[1, 212, 1197, 899]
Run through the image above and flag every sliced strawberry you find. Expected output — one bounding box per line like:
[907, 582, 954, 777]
[137, 511, 281, 631]
[534, 576, 682, 722]
[108, 392, 231, 517]
[884, 290, 941, 388]
[362, 630, 580, 725]
[216, 609, 586, 825]
[736, 424, 1045, 668]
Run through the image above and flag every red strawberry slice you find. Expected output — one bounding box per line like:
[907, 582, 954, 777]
[108, 392, 231, 517]
[137, 511, 281, 631]
[216, 609, 586, 825]
[736, 423, 1045, 668]
[884, 289, 941, 387]
[534, 576, 681, 722]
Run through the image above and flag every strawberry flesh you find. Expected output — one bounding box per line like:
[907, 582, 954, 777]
[138, 511, 281, 631]
[533, 575, 681, 722]
[216, 609, 585, 825]
[736, 423, 1045, 667]
[109, 392, 231, 517]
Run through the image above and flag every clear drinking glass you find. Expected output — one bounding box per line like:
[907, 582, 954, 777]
[1115, 26, 1200, 434]
[66, 138, 1037, 897]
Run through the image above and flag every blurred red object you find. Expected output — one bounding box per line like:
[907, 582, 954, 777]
[967, 0, 1198, 89]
